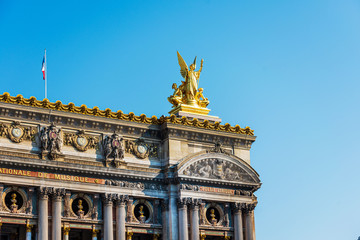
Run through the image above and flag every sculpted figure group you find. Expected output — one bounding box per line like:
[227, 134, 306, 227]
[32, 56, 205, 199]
[168, 52, 210, 108]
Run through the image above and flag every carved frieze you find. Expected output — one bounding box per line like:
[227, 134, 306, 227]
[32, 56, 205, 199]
[181, 158, 253, 182]
[64, 130, 99, 152]
[0, 121, 35, 143]
[39, 123, 63, 160]
[105, 180, 145, 190]
[125, 139, 158, 159]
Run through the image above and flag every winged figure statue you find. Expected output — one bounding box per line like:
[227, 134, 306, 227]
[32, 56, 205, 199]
[168, 51, 209, 108]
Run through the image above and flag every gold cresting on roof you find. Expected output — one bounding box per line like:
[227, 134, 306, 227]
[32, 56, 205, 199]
[0, 93, 254, 136]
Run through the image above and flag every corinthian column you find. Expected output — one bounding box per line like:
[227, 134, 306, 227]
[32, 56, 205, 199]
[116, 195, 129, 240]
[52, 188, 65, 240]
[232, 202, 245, 240]
[103, 193, 114, 240]
[244, 203, 257, 240]
[178, 198, 189, 240]
[38, 187, 50, 240]
[189, 199, 201, 240]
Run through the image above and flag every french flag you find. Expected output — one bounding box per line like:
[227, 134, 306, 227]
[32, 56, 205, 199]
[41, 52, 46, 80]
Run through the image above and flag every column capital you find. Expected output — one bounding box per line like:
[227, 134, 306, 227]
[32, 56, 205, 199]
[103, 193, 115, 205]
[115, 194, 129, 206]
[38, 187, 53, 200]
[63, 226, 70, 235]
[232, 202, 246, 213]
[177, 197, 190, 209]
[52, 188, 66, 201]
[243, 202, 257, 213]
[189, 198, 202, 209]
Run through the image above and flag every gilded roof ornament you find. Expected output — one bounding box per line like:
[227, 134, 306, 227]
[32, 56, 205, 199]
[168, 52, 210, 115]
[0, 92, 254, 135]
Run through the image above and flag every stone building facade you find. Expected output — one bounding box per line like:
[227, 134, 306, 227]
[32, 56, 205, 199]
[0, 92, 260, 240]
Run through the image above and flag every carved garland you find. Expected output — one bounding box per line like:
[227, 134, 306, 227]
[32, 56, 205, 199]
[0, 93, 254, 136]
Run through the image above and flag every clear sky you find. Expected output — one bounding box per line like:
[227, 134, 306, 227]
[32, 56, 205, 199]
[1, 1, 360, 239]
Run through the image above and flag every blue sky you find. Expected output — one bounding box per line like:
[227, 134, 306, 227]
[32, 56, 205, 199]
[1, 1, 360, 239]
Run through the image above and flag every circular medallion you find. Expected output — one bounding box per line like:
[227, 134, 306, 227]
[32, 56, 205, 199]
[76, 136, 88, 147]
[49, 131, 57, 139]
[137, 144, 147, 154]
[112, 140, 120, 147]
[11, 128, 22, 138]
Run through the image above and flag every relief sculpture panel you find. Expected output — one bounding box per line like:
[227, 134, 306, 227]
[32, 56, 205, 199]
[181, 158, 254, 182]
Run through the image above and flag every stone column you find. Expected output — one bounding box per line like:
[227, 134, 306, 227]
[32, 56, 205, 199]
[52, 188, 65, 240]
[38, 187, 50, 240]
[161, 200, 169, 240]
[178, 198, 189, 240]
[189, 199, 201, 240]
[169, 185, 179, 240]
[232, 203, 245, 240]
[244, 203, 257, 240]
[116, 195, 128, 240]
[103, 193, 114, 240]
[63, 226, 70, 240]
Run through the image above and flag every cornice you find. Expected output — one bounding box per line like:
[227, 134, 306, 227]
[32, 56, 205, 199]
[0, 93, 254, 136]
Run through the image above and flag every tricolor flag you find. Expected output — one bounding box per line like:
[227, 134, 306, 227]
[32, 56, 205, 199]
[41, 55, 46, 80]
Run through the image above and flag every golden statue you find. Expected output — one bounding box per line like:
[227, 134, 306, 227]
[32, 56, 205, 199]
[168, 52, 210, 115]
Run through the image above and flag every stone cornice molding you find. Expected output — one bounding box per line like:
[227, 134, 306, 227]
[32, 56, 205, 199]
[0, 93, 254, 136]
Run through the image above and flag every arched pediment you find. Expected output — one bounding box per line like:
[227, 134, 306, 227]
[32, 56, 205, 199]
[176, 151, 260, 186]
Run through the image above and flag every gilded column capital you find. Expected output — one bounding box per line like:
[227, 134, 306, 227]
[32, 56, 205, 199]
[26, 222, 33, 233]
[63, 226, 70, 235]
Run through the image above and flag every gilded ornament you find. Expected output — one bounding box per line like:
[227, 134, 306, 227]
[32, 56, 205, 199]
[168, 52, 211, 115]
[0, 92, 254, 136]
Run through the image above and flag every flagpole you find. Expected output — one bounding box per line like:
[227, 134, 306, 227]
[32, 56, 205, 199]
[45, 49, 47, 99]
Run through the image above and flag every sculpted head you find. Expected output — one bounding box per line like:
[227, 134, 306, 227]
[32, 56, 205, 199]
[189, 64, 196, 70]
[172, 83, 177, 90]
